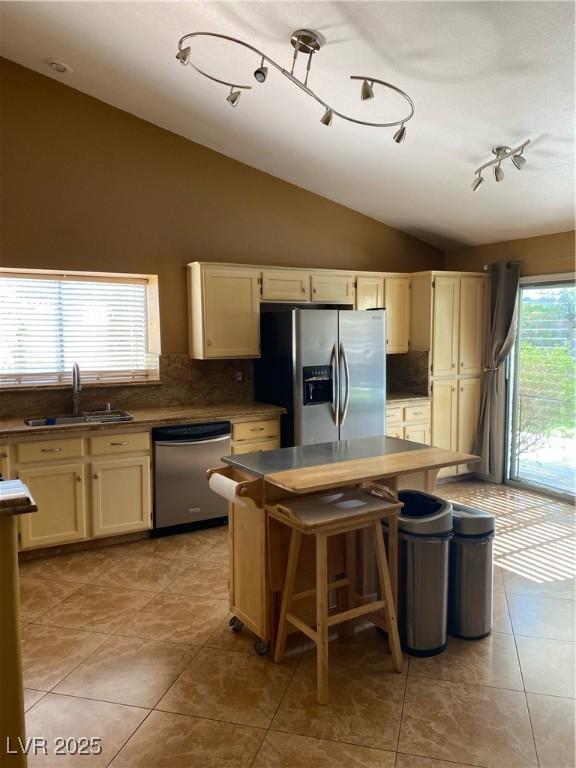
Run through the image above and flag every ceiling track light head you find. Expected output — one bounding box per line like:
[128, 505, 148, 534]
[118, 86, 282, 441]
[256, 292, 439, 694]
[472, 139, 531, 190]
[175, 30, 415, 138]
[320, 107, 334, 127]
[471, 175, 484, 191]
[512, 153, 527, 170]
[494, 164, 505, 182]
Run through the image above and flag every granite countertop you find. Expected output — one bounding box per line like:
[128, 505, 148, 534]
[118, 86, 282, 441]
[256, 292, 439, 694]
[0, 402, 285, 439]
[387, 392, 431, 402]
[0, 479, 37, 515]
[224, 434, 427, 477]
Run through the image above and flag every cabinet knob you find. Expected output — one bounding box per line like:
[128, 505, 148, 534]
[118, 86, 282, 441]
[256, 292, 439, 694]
[302, 287, 307, 294]
[451, 387, 455, 392]
[451, 363, 455, 368]
[313, 288, 317, 294]
[460, 387, 464, 392]
[76, 475, 82, 482]
[93, 473, 99, 480]
[460, 362, 464, 367]
[206, 339, 213, 346]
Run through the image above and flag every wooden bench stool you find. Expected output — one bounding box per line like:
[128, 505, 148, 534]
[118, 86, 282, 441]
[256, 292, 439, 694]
[268, 487, 403, 704]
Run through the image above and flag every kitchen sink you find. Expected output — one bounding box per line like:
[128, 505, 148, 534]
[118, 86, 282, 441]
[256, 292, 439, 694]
[24, 410, 134, 427]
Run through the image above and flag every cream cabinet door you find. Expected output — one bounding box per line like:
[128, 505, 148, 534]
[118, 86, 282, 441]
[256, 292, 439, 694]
[457, 377, 482, 473]
[385, 277, 410, 354]
[432, 276, 460, 377]
[356, 276, 384, 310]
[0, 445, 10, 480]
[202, 268, 260, 358]
[261, 270, 309, 301]
[310, 273, 355, 303]
[18, 463, 87, 548]
[431, 379, 458, 451]
[459, 275, 486, 377]
[405, 424, 431, 445]
[386, 426, 404, 439]
[231, 438, 280, 455]
[92, 456, 151, 537]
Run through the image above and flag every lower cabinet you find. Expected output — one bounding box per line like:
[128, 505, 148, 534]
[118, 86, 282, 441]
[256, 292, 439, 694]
[92, 456, 151, 537]
[386, 400, 431, 444]
[457, 377, 482, 474]
[405, 424, 431, 444]
[18, 463, 87, 548]
[432, 376, 482, 477]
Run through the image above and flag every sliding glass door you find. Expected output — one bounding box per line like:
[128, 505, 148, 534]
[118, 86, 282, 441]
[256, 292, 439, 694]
[507, 277, 575, 498]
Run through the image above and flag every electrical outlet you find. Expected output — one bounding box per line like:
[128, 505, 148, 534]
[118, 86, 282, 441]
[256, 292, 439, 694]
[234, 368, 244, 384]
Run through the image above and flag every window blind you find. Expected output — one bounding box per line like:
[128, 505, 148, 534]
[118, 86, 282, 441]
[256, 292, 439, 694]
[0, 273, 160, 387]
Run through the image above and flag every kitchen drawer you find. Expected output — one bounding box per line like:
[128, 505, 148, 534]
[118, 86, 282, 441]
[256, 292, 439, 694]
[404, 403, 431, 423]
[386, 427, 404, 440]
[16, 437, 84, 464]
[231, 438, 280, 455]
[232, 419, 279, 442]
[386, 406, 403, 424]
[90, 432, 150, 456]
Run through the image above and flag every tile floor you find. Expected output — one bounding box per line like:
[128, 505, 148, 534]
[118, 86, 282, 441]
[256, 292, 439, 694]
[18, 481, 575, 767]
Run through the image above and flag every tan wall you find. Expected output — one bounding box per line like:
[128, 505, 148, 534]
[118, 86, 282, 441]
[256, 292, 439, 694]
[0, 58, 442, 354]
[445, 231, 575, 277]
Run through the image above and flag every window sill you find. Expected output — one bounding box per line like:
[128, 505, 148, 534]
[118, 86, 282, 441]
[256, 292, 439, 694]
[0, 379, 162, 393]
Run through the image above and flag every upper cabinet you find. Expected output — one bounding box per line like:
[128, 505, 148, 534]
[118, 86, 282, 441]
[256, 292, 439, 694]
[188, 264, 260, 359]
[459, 275, 487, 377]
[310, 273, 355, 304]
[384, 277, 410, 354]
[261, 270, 309, 302]
[432, 275, 460, 377]
[356, 276, 384, 310]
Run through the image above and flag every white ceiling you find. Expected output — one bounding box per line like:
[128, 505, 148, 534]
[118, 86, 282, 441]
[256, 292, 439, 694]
[1, 1, 574, 250]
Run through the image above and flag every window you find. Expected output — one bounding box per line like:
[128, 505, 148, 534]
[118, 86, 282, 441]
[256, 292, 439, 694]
[0, 268, 160, 387]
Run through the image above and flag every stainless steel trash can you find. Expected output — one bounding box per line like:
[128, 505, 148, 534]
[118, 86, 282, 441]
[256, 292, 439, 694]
[394, 490, 453, 657]
[448, 503, 495, 640]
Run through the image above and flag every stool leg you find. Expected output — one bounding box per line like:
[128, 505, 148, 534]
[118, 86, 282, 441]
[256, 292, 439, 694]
[316, 532, 330, 705]
[387, 514, 398, 610]
[342, 530, 356, 640]
[273, 529, 302, 664]
[372, 520, 403, 673]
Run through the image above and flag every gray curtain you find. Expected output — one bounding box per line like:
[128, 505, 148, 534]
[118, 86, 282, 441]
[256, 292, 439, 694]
[474, 261, 522, 482]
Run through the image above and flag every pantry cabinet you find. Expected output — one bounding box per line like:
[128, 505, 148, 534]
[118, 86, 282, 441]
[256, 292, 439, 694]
[432, 376, 482, 477]
[431, 275, 460, 377]
[91, 456, 151, 536]
[18, 463, 87, 548]
[459, 276, 486, 376]
[188, 264, 260, 359]
[431, 379, 458, 453]
[457, 377, 482, 473]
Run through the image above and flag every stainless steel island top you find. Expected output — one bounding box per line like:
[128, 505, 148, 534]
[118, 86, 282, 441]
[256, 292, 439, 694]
[222, 435, 428, 478]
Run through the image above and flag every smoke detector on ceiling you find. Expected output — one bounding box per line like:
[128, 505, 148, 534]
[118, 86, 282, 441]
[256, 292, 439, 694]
[44, 59, 72, 74]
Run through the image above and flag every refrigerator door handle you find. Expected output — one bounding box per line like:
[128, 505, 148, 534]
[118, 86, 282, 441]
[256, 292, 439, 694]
[340, 342, 351, 426]
[330, 342, 340, 426]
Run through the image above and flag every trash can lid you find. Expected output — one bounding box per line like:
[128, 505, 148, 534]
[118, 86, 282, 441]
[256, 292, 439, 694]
[452, 503, 495, 536]
[396, 490, 453, 536]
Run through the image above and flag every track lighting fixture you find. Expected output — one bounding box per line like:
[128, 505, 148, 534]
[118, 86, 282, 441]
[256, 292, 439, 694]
[175, 29, 415, 140]
[226, 88, 241, 107]
[393, 124, 406, 143]
[471, 175, 484, 192]
[254, 58, 268, 83]
[471, 140, 531, 190]
[360, 79, 374, 101]
[175, 47, 191, 65]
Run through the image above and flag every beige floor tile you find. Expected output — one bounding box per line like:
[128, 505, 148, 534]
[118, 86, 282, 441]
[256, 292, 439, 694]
[516, 635, 575, 697]
[23, 689, 46, 712]
[493, 565, 505, 593]
[199, 540, 229, 563]
[204, 616, 259, 653]
[110, 710, 264, 767]
[117, 592, 229, 644]
[508, 593, 575, 641]
[19, 577, 81, 622]
[19, 548, 124, 585]
[153, 532, 216, 561]
[22, 623, 108, 691]
[54, 634, 198, 707]
[396, 755, 479, 768]
[254, 730, 396, 767]
[35, 583, 155, 633]
[157, 647, 297, 729]
[503, 568, 576, 600]
[299, 625, 408, 674]
[527, 693, 576, 768]
[25, 693, 148, 767]
[272, 657, 405, 751]
[493, 591, 513, 634]
[409, 632, 523, 690]
[399, 676, 537, 767]
[163, 559, 229, 599]
[92, 554, 192, 593]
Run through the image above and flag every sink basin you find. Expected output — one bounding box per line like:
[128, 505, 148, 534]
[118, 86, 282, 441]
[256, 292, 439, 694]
[25, 410, 134, 427]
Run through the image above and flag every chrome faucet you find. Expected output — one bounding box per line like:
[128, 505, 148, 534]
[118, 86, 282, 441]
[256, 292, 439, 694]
[72, 363, 82, 417]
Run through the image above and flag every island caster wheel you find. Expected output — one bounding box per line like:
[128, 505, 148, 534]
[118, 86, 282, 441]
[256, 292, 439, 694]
[229, 616, 244, 633]
[254, 639, 270, 656]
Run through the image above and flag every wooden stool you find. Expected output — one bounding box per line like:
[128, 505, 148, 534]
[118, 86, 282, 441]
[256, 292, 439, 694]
[268, 488, 403, 705]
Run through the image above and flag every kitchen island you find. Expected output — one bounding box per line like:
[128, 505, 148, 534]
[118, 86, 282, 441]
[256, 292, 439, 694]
[211, 435, 477, 652]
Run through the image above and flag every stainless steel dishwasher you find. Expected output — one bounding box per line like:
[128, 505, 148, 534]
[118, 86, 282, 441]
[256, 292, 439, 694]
[153, 422, 231, 530]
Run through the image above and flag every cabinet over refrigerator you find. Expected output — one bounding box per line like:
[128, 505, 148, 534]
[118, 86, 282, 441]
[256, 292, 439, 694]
[255, 308, 386, 446]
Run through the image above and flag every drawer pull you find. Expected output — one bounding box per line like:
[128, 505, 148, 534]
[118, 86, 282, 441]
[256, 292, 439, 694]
[250, 427, 265, 432]
[0, 453, 7, 458]
[110, 441, 129, 446]
[412, 411, 423, 416]
[41, 448, 62, 453]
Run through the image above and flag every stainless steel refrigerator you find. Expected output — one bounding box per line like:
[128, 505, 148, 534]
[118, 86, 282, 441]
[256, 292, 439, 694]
[255, 308, 386, 446]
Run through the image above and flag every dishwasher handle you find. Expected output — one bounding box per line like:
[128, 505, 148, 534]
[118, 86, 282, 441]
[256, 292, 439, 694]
[155, 435, 231, 447]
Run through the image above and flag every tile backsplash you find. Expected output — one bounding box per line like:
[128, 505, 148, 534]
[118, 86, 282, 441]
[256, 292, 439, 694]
[387, 351, 430, 396]
[0, 355, 254, 419]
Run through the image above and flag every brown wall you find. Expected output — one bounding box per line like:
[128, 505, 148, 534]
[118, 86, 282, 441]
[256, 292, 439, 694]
[444, 231, 575, 277]
[0, 58, 442, 354]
